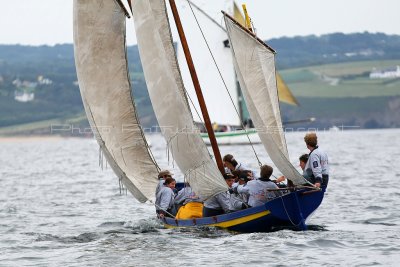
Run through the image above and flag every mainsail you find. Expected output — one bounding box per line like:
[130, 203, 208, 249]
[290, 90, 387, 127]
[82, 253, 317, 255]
[73, 0, 160, 202]
[176, 0, 239, 125]
[223, 13, 308, 185]
[131, 0, 228, 199]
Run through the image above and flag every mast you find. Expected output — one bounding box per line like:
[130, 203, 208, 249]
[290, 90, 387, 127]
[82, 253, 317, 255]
[169, 0, 225, 175]
[127, 0, 133, 13]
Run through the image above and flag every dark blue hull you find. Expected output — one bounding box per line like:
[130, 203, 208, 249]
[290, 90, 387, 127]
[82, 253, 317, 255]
[163, 188, 325, 233]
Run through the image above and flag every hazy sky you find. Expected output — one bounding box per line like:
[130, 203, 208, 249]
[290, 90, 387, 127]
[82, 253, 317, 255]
[1, 0, 399, 45]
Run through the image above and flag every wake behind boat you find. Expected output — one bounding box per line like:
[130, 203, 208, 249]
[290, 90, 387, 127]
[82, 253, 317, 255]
[73, 0, 325, 233]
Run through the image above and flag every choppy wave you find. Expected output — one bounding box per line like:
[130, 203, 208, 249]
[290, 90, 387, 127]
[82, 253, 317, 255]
[26, 232, 101, 244]
[1, 130, 400, 266]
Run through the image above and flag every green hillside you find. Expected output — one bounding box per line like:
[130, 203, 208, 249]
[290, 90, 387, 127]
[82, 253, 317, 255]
[278, 60, 400, 129]
[281, 60, 400, 98]
[1, 59, 400, 135]
[1, 33, 400, 135]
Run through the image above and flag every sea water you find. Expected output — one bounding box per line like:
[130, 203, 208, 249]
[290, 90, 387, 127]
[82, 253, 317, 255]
[1, 129, 399, 266]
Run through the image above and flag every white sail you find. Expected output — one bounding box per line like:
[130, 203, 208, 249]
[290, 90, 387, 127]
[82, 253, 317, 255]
[73, 0, 160, 202]
[176, 0, 239, 125]
[175, 0, 298, 128]
[223, 14, 308, 185]
[132, 0, 228, 199]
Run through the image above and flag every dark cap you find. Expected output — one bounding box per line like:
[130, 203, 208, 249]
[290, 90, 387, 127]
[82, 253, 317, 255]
[223, 173, 235, 180]
[238, 172, 249, 182]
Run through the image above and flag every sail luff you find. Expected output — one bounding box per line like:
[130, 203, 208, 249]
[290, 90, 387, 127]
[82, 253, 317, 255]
[73, 0, 160, 202]
[132, 0, 228, 199]
[223, 12, 308, 185]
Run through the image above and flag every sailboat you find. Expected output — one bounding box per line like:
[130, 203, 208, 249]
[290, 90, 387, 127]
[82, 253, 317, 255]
[73, 0, 325, 232]
[175, 0, 299, 145]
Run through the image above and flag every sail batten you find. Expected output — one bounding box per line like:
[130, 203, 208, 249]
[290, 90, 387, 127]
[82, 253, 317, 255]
[132, 0, 228, 199]
[224, 13, 308, 185]
[73, 0, 160, 202]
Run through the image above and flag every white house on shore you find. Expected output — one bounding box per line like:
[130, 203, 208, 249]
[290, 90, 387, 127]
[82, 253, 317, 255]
[12, 78, 37, 102]
[370, 65, 400, 79]
[15, 91, 35, 102]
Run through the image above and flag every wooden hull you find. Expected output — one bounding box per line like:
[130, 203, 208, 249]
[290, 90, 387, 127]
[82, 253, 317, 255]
[163, 188, 325, 233]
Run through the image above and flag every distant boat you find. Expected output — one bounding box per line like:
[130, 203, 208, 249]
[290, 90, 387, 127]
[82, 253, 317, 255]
[73, 0, 325, 232]
[200, 128, 259, 146]
[176, 0, 299, 145]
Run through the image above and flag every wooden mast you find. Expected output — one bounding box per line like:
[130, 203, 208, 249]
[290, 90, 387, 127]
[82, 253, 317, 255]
[127, 0, 133, 14]
[169, 0, 225, 175]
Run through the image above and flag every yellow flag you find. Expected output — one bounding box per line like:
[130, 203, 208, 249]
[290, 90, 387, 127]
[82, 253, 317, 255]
[276, 72, 299, 106]
[233, 2, 246, 27]
[234, 1, 299, 106]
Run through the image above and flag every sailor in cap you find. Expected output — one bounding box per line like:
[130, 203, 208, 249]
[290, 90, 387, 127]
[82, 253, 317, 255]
[156, 170, 173, 197]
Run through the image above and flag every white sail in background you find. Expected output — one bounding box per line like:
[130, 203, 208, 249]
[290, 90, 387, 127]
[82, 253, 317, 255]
[73, 0, 160, 202]
[175, 0, 298, 127]
[223, 14, 308, 185]
[132, 0, 228, 199]
[176, 0, 239, 125]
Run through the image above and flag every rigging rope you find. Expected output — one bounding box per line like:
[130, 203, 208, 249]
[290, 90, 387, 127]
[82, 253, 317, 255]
[279, 195, 302, 227]
[149, 200, 176, 219]
[185, 0, 262, 167]
[184, 92, 205, 128]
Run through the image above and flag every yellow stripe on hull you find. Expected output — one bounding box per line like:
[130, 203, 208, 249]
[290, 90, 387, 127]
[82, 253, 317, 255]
[164, 210, 270, 229]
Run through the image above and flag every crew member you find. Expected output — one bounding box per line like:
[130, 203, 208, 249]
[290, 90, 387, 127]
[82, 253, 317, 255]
[237, 165, 281, 207]
[228, 172, 248, 211]
[155, 177, 176, 218]
[303, 133, 329, 188]
[203, 174, 232, 217]
[223, 154, 254, 177]
[274, 154, 309, 185]
[174, 183, 203, 219]
[156, 170, 173, 196]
